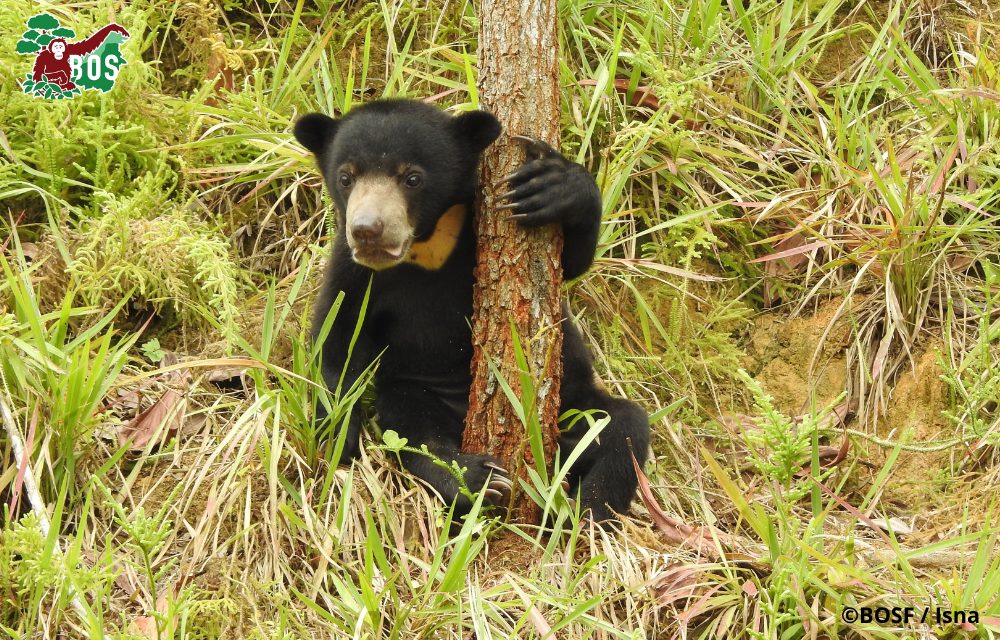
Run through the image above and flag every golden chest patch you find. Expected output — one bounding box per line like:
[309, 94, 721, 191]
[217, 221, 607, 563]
[405, 204, 466, 270]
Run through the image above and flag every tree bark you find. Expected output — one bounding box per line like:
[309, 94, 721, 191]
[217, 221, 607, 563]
[463, 0, 562, 524]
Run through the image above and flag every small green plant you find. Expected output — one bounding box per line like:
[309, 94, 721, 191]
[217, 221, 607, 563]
[378, 429, 483, 509]
[140, 338, 165, 363]
[735, 369, 840, 498]
[99, 481, 185, 637]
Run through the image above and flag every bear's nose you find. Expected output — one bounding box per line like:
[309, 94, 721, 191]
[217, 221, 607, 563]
[350, 215, 384, 242]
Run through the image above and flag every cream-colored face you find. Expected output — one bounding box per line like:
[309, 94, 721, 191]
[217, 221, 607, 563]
[344, 176, 415, 270]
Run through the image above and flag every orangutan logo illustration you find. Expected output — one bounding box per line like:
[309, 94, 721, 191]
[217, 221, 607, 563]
[16, 13, 129, 99]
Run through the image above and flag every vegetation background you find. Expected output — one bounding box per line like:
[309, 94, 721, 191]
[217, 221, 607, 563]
[1, 0, 998, 637]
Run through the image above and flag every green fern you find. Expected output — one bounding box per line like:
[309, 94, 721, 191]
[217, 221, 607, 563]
[69, 192, 244, 344]
[736, 369, 840, 499]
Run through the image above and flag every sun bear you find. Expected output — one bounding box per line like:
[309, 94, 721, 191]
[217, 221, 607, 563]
[294, 99, 649, 522]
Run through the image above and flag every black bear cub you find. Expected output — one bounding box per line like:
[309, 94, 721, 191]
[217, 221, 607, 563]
[294, 99, 649, 521]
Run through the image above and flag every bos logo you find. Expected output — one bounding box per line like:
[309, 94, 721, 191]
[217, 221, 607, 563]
[16, 13, 129, 100]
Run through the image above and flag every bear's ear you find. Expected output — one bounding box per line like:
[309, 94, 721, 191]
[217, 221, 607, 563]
[453, 110, 502, 154]
[294, 113, 340, 155]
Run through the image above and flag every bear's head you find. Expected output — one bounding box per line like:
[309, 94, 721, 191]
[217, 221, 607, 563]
[294, 100, 501, 270]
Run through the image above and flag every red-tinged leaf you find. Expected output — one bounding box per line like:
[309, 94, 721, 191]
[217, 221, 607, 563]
[650, 564, 703, 606]
[741, 580, 758, 597]
[945, 194, 992, 216]
[795, 402, 852, 476]
[798, 400, 852, 438]
[509, 581, 552, 636]
[674, 583, 726, 624]
[795, 442, 848, 477]
[875, 147, 921, 179]
[631, 451, 719, 557]
[131, 575, 192, 639]
[982, 616, 1000, 629]
[812, 477, 896, 546]
[929, 143, 959, 194]
[10, 405, 39, 514]
[205, 47, 234, 97]
[946, 254, 974, 271]
[132, 616, 157, 639]
[820, 399, 854, 430]
[423, 88, 460, 103]
[832, 434, 850, 465]
[758, 234, 826, 306]
[718, 413, 759, 434]
[732, 201, 771, 209]
[119, 388, 186, 450]
[815, 443, 847, 465]
[612, 78, 660, 110]
[871, 333, 892, 379]
[750, 239, 826, 264]
[953, 88, 1000, 101]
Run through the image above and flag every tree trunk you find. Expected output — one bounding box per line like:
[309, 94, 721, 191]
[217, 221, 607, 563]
[463, 0, 562, 524]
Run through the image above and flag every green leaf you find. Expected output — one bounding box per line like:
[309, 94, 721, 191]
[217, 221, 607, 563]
[22, 29, 40, 41]
[26, 14, 60, 31]
[52, 27, 76, 38]
[140, 339, 165, 363]
[36, 34, 54, 46]
[16, 40, 41, 54]
[381, 430, 408, 451]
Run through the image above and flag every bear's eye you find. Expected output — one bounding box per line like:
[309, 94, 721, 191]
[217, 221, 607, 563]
[404, 173, 423, 189]
[338, 172, 354, 188]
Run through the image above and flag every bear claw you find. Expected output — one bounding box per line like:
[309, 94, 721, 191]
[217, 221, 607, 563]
[511, 134, 557, 160]
[488, 475, 513, 490]
[483, 461, 508, 474]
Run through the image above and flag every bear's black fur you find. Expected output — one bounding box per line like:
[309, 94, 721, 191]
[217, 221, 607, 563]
[294, 99, 649, 521]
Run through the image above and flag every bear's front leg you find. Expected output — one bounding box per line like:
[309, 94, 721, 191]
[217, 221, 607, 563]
[497, 136, 602, 280]
[376, 390, 514, 514]
[399, 445, 514, 514]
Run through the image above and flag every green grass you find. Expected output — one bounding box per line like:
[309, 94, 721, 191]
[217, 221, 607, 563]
[2, 0, 999, 637]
